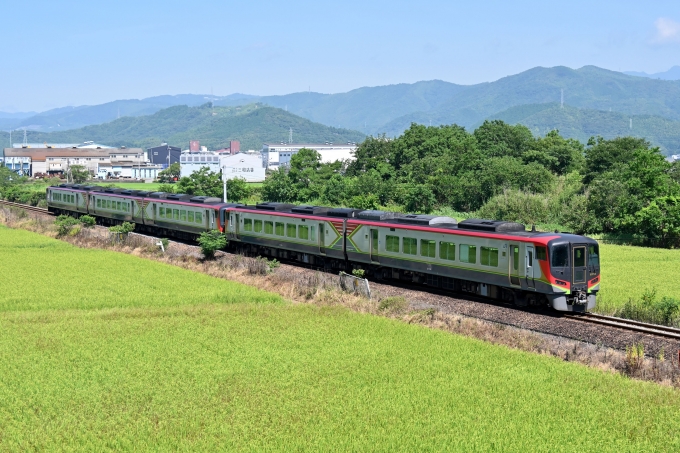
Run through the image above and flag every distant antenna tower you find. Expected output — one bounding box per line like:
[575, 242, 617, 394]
[560, 89, 564, 108]
[289, 127, 293, 144]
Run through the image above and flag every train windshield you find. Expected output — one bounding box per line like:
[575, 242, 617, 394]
[551, 244, 569, 267]
[588, 244, 600, 268]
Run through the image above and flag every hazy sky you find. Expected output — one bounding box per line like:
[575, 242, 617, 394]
[1, 0, 679, 112]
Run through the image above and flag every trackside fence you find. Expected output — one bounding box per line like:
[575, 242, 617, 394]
[339, 272, 372, 299]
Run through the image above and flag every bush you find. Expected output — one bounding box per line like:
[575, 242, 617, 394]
[109, 222, 135, 234]
[55, 215, 80, 236]
[476, 189, 552, 225]
[613, 288, 680, 326]
[157, 184, 176, 194]
[197, 230, 227, 259]
[79, 215, 96, 228]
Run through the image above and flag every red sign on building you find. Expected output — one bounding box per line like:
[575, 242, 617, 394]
[190, 140, 200, 152]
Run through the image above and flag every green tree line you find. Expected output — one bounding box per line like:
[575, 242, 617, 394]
[261, 120, 680, 247]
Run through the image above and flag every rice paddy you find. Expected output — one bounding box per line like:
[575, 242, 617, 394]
[0, 226, 679, 450]
[596, 243, 680, 312]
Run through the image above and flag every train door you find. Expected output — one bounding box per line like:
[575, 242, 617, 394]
[525, 245, 535, 289]
[319, 223, 326, 255]
[370, 229, 380, 263]
[509, 244, 520, 286]
[210, 210, 216, 230]
[572, 245, 587, 289]
[235, 213, 240, 239]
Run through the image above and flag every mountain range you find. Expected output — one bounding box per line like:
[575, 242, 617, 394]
[624, 66, 680, 81]
[2, 65, 680, 154]
[0, 104, 365, 152]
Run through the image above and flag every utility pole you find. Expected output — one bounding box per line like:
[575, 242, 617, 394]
[222, 167, 228, 203]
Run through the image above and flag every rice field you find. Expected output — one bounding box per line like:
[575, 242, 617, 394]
[596, 243, 680, 312]
[1, 226, 680, 450]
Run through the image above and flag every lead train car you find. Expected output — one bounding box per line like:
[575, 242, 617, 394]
[227, 205, 600, 312]
[47, 185, 600, 312]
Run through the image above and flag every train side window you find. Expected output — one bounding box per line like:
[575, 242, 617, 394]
[159, 207, 165, 217]
[244, 218, 253, 231]
[460, 244, 477, 264]
[96, 199, 101, 208]
[275, 222, 284, 236]
[481, 247, 498, 267]
[536, 246, 547, 261]
[403, 237, 417, 255]
[254, 219, 263, 233]
[440, 242, 456, 261]
[310, 226, 316, 241]
[195, 212, 202, 223]
[551, 244, 568, 267]
[298, 225, 309, 239]
[107, 200, 112, 209]
[265, 221, 274, 234]
[166, 208, 172, 219]
[188, 211, 194, 222]
[386, 235, 400, 253]
[180, 210, 187, 221]
[173, 209, 179, 220]
[420, 239, 436, 258]
[286, 224, 296, 238]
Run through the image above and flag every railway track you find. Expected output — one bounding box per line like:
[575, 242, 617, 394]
[0, 200, 49, 214]
[3, 198, 680, 345]
[564, 313, 680, 341]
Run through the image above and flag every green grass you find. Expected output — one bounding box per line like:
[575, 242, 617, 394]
[596, 243, 680, 312]
[0, 226, 280, 311]
[1, 226, 680, 450]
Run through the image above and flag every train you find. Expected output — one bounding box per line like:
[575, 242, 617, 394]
[46, 183, 600, 312]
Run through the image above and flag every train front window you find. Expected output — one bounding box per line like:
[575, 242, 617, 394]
[551, 244, 569, 267]
[588, 244, 600, 268]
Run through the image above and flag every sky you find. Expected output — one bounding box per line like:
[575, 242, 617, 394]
[1, 0, 679, 112]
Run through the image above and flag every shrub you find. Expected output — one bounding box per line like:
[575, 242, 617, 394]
[197, 230, 227, 259]
[79, 215, 96, 228]
[476, 189, 552, 225]
[109, 222, 135, 234]
[55, 215, 80, 236]
[613, 288, 680, 326]
[351, 269, 366, 278]
[378, 296, 408, 313]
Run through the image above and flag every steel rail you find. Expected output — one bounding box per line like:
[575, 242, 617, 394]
[564, 313, 680, 340]
[0, 200, 49, 214]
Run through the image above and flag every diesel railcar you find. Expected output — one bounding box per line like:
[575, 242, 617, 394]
[47, 184, 600, 312]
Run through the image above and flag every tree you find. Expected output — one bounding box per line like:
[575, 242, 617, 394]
[474, 120, 534, 159]
[262, 168, 297, 202]
[157, 162, 181, 183]
[197, 230, 227, 259]
[0, 166, 26, 188]
[226, 177, 251, 202]
[68, 165, 90, 183]
[175, 167, 222, 197]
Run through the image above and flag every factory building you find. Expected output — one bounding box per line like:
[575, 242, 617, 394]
[220, 153, 265, 182]
[147, 144, 181, 167]
[262, 143, 357, 169]
[2, 147, 149, 179]
[179, 151, 221, 178]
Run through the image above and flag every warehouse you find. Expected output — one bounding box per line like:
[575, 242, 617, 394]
[261, 143, 357, 169]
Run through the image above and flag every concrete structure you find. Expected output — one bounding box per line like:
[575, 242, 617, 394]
[220, 153, 265, 182]
[179, 151, 221, 178]
[261, 143, 357, 169]
[2, 147, 147, 178]
[147, 144, 181, 167]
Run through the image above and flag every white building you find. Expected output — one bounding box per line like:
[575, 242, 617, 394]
[179, 151, 221, 178]
[262, 143, 357, 169]
[220, 153, 266, 182]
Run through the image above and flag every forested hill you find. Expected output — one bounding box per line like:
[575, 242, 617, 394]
[484, 103, 680, 155]
[0, 104, 365, 151]
[380, 66, 680, 135]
